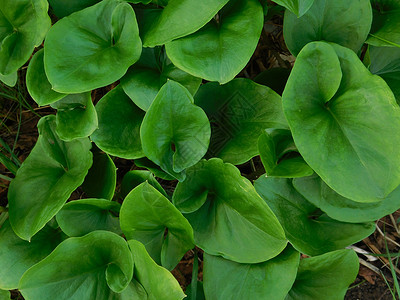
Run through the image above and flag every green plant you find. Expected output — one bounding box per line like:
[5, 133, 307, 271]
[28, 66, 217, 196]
[1, 0, 400, 299]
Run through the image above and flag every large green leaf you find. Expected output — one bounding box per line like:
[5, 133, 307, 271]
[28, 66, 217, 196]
[273, 0, 314, 17]
[173, 158, 287, 263]
[254, 176, 376, 256]
[48, 0, 101, 18]
[283, 0, 372, 56]
[140, 80, 210, 181]
[293, 175, 400, 223]
[120, 170, 167, 199]
[51, 93, 98, 141]
[203, 246, 299, 300]
[91, 86, 145, 159]
[26, 49, 66, 106]
[369, 45, 400, 103]
[286, 249, 359, 300]
[81, 149, 117, 200]
[282, 41, 400, 202]
[194, 78, 288, 165]
[121, 47, 201, 111]
[56, 199, 121, 237]
[165, 0, 263, 84]
[8, 115, 93, 241]
[0, 220, 64, 290]
[258, 129, 313, 178]
[128, 240, 185, 300]
[0, 289, 9, 300]
[44, 0, 142, 93]
[137, 0, 230, 47]
[0, 0, 51, 75]
[368, 0, 400, 47]
[0, 71, 17, 87]
[20, 231, 134, 299]
[120, 182, 194, 270]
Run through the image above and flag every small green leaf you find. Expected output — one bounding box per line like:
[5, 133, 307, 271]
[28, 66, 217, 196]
[165, 0, 263, 84]
[273, 0, 314, 17]
[255, 176, 376, 256]
[56, 199, 121, 237]
[283, 41, 400, 202]
[0, 220, 64, 290]
[51, 93, 98, 141]
[48, 0, 101, 18]
[140, 80, 210, 181]
[173, 158, 287, 263]
[91, 86, 145, 159]
[20, 231, 134, 299]
[128, 240, 185, 300]
[283, 0, 372, 56]
[286, 249, 359, 300]
[120, 170, 167, 199]
[203, 246, 299, 300]
[0, 72, 17, 87]
[8, 115, 93, 241]
[194, 78, 288, 165]
[120, 182, 194, 270]
[44, 0, 142, 93]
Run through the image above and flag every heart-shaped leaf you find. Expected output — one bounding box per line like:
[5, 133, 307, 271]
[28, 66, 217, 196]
[173, 158, 287, 263]
[19, 231, 134, 299]
[51, 93, 98, 141]
[194, 78, 288, 165]
[273, 0, 314, 17]
[254, 176, 376, 256]
[56, 199, 121, 237]
[282, 41, 400, 202]
[91, 86, 145, 159]
[283, 0, 372, 56]
[286, 249, 359, 300]
[120, 182, 194, 270]
[8, 115, 93, 241]
[0, 220, 64, 290]
[0, 0, 51, 75]
[120, 170, 167, 199]
[165, 0, 263, 84]
[44, 0, 142, 93]
[140, 80, 210, 181]
[121, 47, 201, 111]
[26, 49, 66, 106]
[293, 175, 400, 223]
[48, 0, 101, 18]
[203, 246, 299, 300]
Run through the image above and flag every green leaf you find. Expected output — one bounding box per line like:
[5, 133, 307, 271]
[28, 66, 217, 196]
[91, 86, 145, 159]
[121, 47, 201, 111]
[128, 240, 185, 300]
[48, 0, 101, 18]
[293, 174, 400, 223]
[81, 149, 117, 200]
[165, 0, 263, 84]
[56, 199, 121, 237]
[173, 158, 287, 263]
[282, 41, 400, 202]
[0, 220, 64, 290]
[44, 0, 142, 93]
[8, 115, 93, 241]
[20, 231, 134, 299]
[273, 0, 314, 17]
[186, 281, 205, 300]
[203, 246, 299, 300]
[258, 129, 314, 178]
[134, 157, 176, 180]
[0, 289, 9, 300]
[254, 176, 376, 256]
[0, 0, 51, 75]
[140, 80, 210, 181]
[120, 170, 167, 199]
[194, 78, 288, 165]
[369, 45, 400, 103]
[120, 182, 194, 270]
[26, 49, 66, 106]
[138, 0, 230, 47]
[283, 0, 372, 56]
[368, 0, 400, 47]
[0, 72, 17, 87]
[286, 249, 359, 300]
[254, 68, 291, 95]
[51, 93, 98, 141]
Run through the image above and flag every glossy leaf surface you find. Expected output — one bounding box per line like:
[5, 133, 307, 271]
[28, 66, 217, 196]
[0, 72, 17, 87]
[120, 170, 167, 199]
